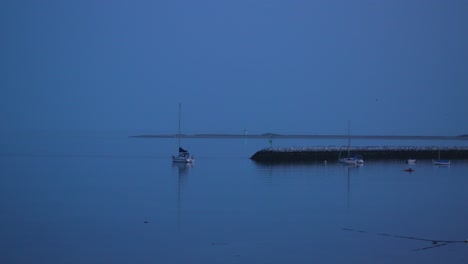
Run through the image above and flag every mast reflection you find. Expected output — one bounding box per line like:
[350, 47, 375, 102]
[172, 162, 193, 230]
[342, 163, 361, 208]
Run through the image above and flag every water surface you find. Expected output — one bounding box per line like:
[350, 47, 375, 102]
[1, 134, 467, 263]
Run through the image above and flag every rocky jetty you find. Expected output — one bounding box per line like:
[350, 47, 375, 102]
[250, 146, 468, 163]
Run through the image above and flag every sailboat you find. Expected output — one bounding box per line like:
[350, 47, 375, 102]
[432, 149, 450, 166]
[172, 103, 195, 163]
[339, 120, 364, 165]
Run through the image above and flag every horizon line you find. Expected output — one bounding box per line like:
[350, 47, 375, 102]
[131, 134, 468, 140]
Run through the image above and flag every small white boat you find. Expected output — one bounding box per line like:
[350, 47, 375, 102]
[406, 159, 416, 164]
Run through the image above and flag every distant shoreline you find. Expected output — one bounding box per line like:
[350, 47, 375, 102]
[131, 134, 468, 140]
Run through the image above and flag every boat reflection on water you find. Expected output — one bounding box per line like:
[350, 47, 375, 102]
[172, 162, 194, 176]
[172, 162, 193, 229]
[342, 163, 362, 209]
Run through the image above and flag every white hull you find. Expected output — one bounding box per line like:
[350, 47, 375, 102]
[172, 159, 194, 163]
[172, 154, 194, 163]
[339, 158, 364, 165]
[172, 157, 194, 163]
[339, 158, 356, 165]
[433, 160, 450, 166]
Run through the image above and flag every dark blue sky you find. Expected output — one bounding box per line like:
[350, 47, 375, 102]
[1, 0, 467, 136]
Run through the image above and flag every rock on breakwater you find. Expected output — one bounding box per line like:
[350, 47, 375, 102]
[250, 146, 468, 163]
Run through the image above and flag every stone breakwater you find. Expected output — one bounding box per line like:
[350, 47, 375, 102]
[250, 146, 468, 163]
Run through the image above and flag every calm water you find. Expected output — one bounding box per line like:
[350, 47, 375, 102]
[1, 134, 467, 263]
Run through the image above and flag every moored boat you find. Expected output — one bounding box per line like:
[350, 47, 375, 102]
[172, 103, 195, 164]
[432, 159, 450, 166]
[339, 154, 364, 165]
[338, 121, 364, 165]
[173, 147, 195, 163]
[432, 150, 449, 166]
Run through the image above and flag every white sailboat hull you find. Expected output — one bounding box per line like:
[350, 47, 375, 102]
[433, 150, 449, 165]
[432, 160, 450, 165]
[339, 157, 364, 165]
[172, 155, 194, 163]
[172, 158, 194, 163]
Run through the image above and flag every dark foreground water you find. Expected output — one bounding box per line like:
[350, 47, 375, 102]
[1, 134, 467, 263]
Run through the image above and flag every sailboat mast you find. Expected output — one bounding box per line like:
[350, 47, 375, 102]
[178, 102, 181, 149]
[347, 120, 351, 156]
